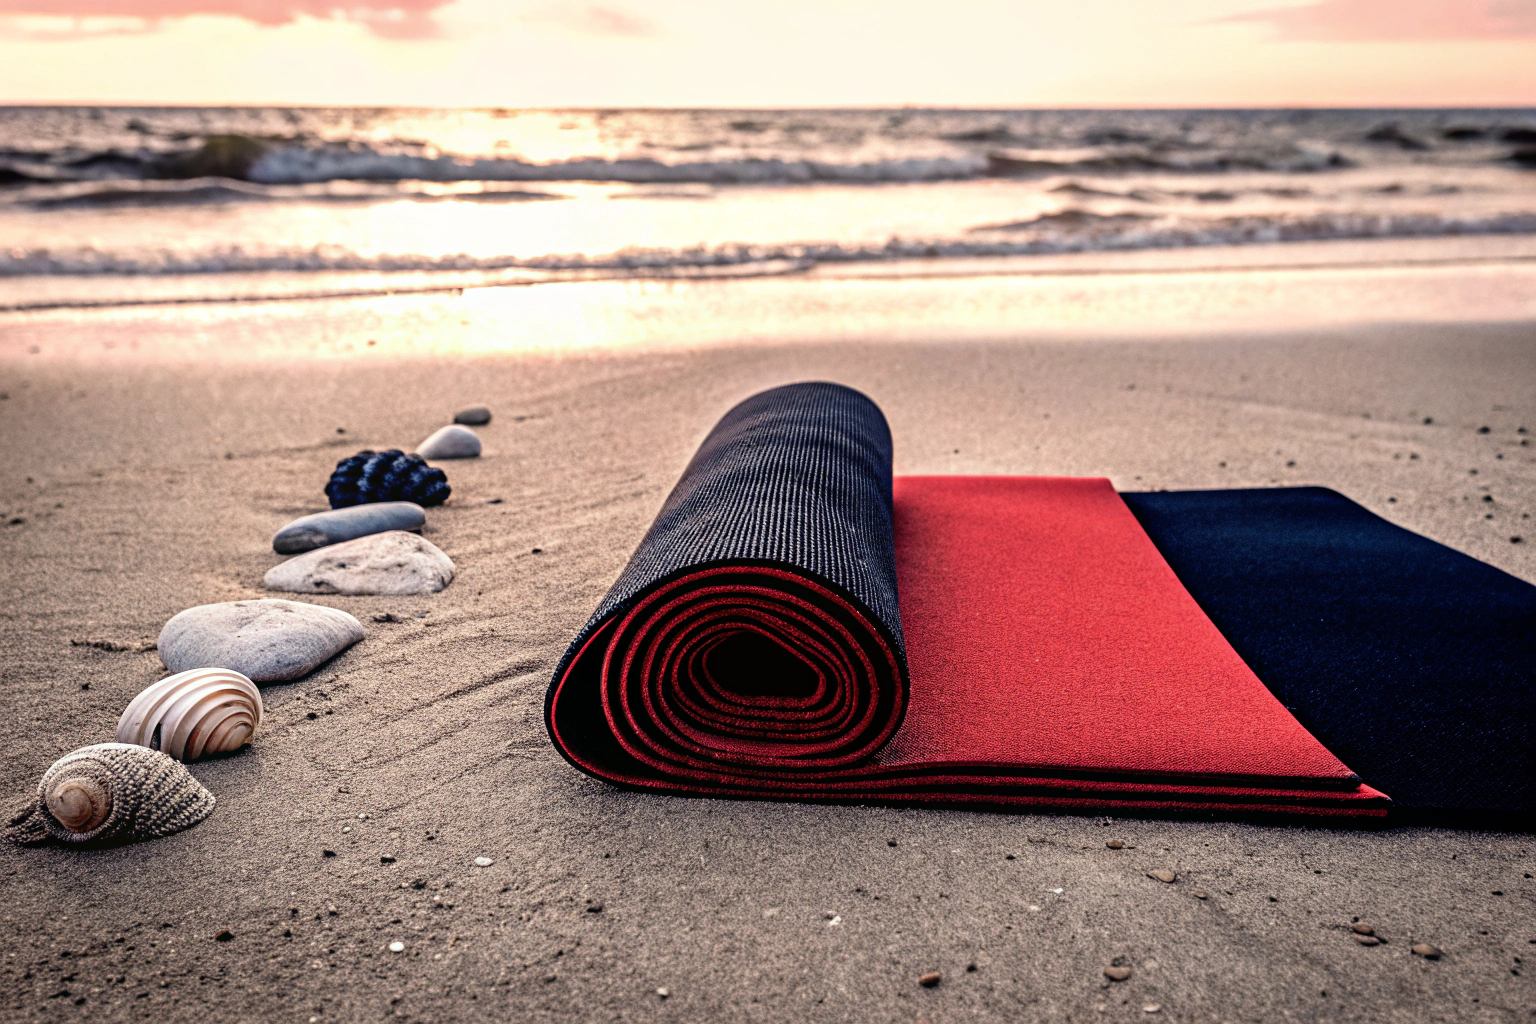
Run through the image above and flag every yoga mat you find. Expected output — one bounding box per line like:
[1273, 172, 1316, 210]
[546, 382, 1388, 820]
[1123, 488, 1535, 825]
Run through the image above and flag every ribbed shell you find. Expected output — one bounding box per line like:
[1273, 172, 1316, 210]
[325, 449, 450, 509]
[22, 743, 216, 846]
[116, 668, 262, 761]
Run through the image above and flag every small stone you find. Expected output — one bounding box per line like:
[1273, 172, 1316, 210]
[1143, 1005, 1161, 1014]
[158, 599, 364, 683]
[1352, 923, 1374, 935]
[1412, 943, 1442, 959]
[380, 855, 396, 864]
[322, 849, 336, 858]
[454, 406, 492, 426]
[474, 857, 494, 867]
[264, 531, 455, 596]
[214, 930, 234, 942]
[655, 987, 669, 999]
[1354, 934, 1381, 946]
[918, 971, 942, 988]
[1106, 839, 1124, 849]
[1104, 966, 1132, 981]
[389, 941, 405, 953]
[416, 425, 481, 460]
[586, 903, 603, 913]
[1192, 890, 1208, 899]
[1147, 869, 1176, 883]
[272, 502, 426, 554]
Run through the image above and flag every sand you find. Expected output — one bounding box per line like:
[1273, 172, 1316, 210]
[1, 253, 1533, 1022]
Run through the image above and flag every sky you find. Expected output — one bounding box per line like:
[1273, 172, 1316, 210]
[0, 0, 1533, 107]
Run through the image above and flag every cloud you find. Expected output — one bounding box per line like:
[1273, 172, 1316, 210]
[523, 3, 655, 37]
[1226, 0, 1536, 41]
[0, 0, 455, 37]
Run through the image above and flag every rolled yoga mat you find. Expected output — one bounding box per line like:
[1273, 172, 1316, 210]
[547, 382, 1532, 823]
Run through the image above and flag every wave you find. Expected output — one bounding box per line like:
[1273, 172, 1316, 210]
[8, 178, 566, 210]
[5, 210, 1535, 279]
[0, 133, 1370, 188]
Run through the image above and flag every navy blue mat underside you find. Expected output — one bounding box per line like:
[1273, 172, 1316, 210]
[1122, 487, 1535, 817]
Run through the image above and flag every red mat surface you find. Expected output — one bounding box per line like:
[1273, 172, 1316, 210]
[548, 476, 1389, 819]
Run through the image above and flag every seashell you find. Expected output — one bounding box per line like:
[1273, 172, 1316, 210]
[7, 743, 215, 846]
[325, 449, 449, 509]
[115, 668, 262, 761]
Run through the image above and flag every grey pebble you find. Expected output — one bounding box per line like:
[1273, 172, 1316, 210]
[454, 406, 492, 426]
[158, 599, 364, 683]
[416, 424, 481, 460]
[264, 531, 455, 596]
[272, 501, 425, 554]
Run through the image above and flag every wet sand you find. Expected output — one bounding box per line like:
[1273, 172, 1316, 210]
[1, 256, 1533, 1022]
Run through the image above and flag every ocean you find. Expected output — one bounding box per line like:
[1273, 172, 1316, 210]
[2, 106, 1534, 313]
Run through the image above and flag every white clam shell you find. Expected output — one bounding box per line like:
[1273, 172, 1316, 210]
[115, 668, 263, 761]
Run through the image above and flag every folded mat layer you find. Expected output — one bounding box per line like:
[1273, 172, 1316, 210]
[1123, 488, 1534, 825]
[546, 382, 1389, 820]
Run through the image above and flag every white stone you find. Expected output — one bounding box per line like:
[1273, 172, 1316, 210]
[158, 599, 365, 683]
[415, 424, 481, 460]
[264, 531, 455, 596]
[474, 856, 493, 867]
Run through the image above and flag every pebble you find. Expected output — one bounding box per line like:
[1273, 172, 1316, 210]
[264, 531, 455, 596]
[1352, 923, 1375, 935]
[1147, 869, 1177, 883]
[272, 502, 426, 554]
[474, 857, 494, 867]
[1104, 966, 1132, 981]
[656, 988, 669, 999]
[1354, 934, 1381, 946]
[416, 424, 481, 460]
[158, 599, 364, 683]
[1412, 943, 1442, 959]
[1192, 890, 1209, 899]
[1143, 1005, 1161, 1014]
[389, 941, 405, 953]
[918, 972, 942, 988]
[1106, 839, 1124, 849]
[453, 406, 492, 426]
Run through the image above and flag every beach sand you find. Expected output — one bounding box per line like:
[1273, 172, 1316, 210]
[1, 248, 1533, 1022]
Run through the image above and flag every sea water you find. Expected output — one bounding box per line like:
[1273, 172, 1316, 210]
[1, 106, 1533, 312]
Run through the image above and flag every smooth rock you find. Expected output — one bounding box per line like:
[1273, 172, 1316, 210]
[1104, 966, 1132, 981]
[415, 424, 481, 460]
[158, 599, 364, 683]
[453, 406, 492, 426]
[918, 972, 941, 988]
[1352, 923, 1375, 935]
[1105, 839, 1124, 849]
[264, 531, 455, 596]
[1354, 934, 1381, 946]
[1147, 869, 1177, 883]
[272, 501, 426, 554]
[1411, 943, 1442, 958]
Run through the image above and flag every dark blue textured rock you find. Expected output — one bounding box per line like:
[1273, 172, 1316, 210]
[325, 450, 450, 509]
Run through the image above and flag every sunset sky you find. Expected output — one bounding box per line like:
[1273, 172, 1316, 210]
[1, 0, 1533, 107]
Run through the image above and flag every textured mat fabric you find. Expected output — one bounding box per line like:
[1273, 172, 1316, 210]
[546, 383, 1388, 820]
[1123, 488, 1536, 823]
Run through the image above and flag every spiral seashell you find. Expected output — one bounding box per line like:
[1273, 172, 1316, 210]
[325, 449, 450, 509]
[115, 668, 262, 761]
[9, 743, 216, 846]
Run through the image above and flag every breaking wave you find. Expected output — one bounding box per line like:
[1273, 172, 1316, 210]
[6, 209, 1535, 278]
